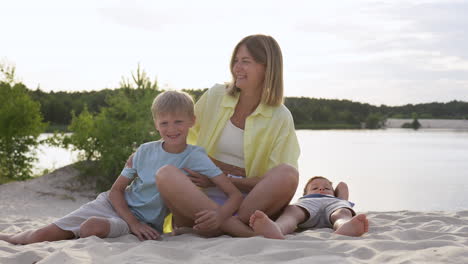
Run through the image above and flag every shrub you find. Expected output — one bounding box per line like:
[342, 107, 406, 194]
[0, 82, 46, 181]
[65, 67, 161, 190]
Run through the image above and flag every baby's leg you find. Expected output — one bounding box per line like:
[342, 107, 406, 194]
[0, 224, 74, 245]
[331, 208, 369, 237]
[249, 205, 307, 239]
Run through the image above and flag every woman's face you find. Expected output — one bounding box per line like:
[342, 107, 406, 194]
[232, 44, 266, 93]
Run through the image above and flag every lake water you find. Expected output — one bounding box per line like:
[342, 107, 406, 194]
[33, 134, 82, 175]
[294, 129, 468, 212]
[33, 129, 468, 212]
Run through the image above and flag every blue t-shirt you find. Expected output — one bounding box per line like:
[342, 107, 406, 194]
[120, 141, 222, 232]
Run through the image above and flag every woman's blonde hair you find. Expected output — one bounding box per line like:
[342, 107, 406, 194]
[151, 90, 194, 121]
[227, 34, 284, 106]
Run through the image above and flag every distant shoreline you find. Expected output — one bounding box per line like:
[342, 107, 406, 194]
[296, 118, 468, 130]
[385, 118, 468, 129]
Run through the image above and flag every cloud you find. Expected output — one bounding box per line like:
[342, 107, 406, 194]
[2, 0, 467, 105]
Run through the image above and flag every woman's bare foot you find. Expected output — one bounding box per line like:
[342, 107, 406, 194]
[334, 214, 369, 237]
[249, 210, 285, 239]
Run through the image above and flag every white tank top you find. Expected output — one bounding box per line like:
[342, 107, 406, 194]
[213, 119, 245, 168]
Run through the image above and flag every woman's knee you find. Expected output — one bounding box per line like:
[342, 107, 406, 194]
[269, 164, 299, 189]
[79, 217, 110, 238]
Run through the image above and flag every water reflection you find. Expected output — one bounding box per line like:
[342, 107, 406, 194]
[33, 129, 468, 211]
[33, 134, 81, 175]
[295, 129, 468, 212]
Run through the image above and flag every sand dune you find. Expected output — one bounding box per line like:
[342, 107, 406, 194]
[1, 166, 467, 263]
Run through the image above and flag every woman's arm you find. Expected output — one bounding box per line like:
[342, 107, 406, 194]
[185, 167, 259, 192]
[211, 158, 246, 177]
[211, 174, 243, 220]
[109, 176, 160, 240]
[210, 158, 259, 192]
[228, 177, 261, 192]
[193, 173, 243, 231]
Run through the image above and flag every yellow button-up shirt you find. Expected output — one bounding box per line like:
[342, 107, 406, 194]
[188, 84, 300, 178]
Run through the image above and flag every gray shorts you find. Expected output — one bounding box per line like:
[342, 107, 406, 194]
[53, 191, 130, 238]
[295, 196, 355, 229]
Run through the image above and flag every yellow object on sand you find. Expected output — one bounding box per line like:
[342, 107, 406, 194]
[163, 213, 173, 233]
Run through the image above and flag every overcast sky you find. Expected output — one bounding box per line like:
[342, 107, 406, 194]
[1, 0, 467, 106]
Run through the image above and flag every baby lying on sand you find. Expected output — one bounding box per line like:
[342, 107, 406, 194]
[249, 176, 368, 239]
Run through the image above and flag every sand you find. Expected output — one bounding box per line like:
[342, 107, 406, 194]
[1, 165, 467, 264]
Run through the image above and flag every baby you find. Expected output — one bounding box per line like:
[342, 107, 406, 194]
[249, 176, 368, 239]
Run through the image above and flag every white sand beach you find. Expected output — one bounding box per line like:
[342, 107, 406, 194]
[1, 165, 467, 264]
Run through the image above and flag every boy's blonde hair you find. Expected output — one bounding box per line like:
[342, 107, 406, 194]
[227, 34, 284, 106]
[303, 176, 333, 195]
[151, 90, 194, 121]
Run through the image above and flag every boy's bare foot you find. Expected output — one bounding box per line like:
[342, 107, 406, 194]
[334, 214, 369, 237]
[249, 210, 285, 239]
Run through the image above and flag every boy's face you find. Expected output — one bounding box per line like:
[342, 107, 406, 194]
[154, 112, 195, 153]
[305, 178, 334, 196]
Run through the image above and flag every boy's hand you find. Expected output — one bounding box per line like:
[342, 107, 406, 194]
[129, 222, 160, 241]
[193, 209, 221, 231]
[184, 168, 215, 188]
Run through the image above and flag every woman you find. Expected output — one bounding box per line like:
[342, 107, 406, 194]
[156, 34, 300, 237]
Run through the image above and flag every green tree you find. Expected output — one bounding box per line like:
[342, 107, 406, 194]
[65, 106, 99, 160]
[401, 112, 422, 130]
[65, 66, 161, 190]
[0, 81, 46, 181]
[365, 113, 385, 129]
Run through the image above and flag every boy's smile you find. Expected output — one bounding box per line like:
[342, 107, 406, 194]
[155, 112, 195, 153]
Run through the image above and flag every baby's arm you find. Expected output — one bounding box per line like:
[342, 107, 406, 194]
[109, 176, 159, 240]
[334, 182, 349, 200]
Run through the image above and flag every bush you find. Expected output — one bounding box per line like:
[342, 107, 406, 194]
[0, 82, 46, 181]
[65, 67, 161, 190]
[365, 113, 385, 129]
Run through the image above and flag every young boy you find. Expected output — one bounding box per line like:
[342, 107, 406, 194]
[249, 176, 368, 239]
[0, 91, 242, 244]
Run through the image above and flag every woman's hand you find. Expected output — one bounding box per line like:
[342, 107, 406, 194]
[184, 168, 215, 188]
[193, 209, 221, 231]
[126, 153, 135, 168]
[211, 158, 246, 177]
[129, 221, 160, 241]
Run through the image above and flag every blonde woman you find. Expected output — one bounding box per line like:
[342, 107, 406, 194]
[157, 34, 300, 237]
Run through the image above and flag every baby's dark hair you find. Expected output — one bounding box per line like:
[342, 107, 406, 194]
[303, 176, 333, 195]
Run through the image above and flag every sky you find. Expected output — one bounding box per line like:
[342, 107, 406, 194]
[1, 0, 468, 106]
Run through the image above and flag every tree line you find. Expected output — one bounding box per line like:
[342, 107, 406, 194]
[28, 88, 468, 131]
[2, 63, 468, 186]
